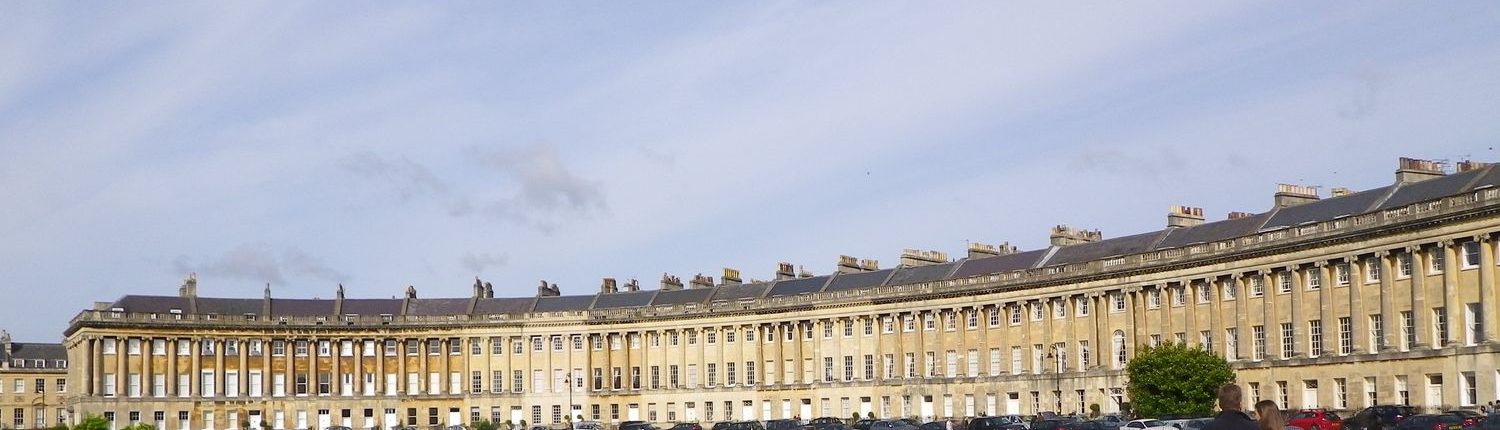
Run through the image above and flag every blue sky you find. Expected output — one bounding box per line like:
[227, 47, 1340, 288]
[4, 2, 1500, 341]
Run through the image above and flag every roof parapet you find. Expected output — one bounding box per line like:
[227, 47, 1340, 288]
[899, 249, 948, 267]
[967, 241, 1017, 259]
[1274, 183, 1320, 208]
[1167, 206, 1204, 228]
[1049, 225, 1102, 247]
[1396, 157, 1446, 183]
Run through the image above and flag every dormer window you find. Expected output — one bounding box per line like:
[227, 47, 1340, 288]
[343, 314, 357, 322]
[379, 314, 393, 322]
[55, 360, 66, 368]
[244, 314, 257, 321]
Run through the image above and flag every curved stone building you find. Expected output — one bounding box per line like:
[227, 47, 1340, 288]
[64, 158, 1500, 430]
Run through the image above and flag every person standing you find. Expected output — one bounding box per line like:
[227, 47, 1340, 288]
[1253, 401, 1297, 430]
[1203, 384, 1258, 430]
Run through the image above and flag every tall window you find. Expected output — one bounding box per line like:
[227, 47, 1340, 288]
[1280, 323, 1294, 359]
[1366, 257, 1382, 282]
[1112, 331, 1126, 368]
[1250, 276, 1264, 297]
[1401, 311, 1416, 350]
[1253, 326, 1266, 361]
[1307, 269, 1322, 290]
[1111, 293, 1126, 312]
[1397, 252, 1413, 277]
[1225, 328, 1239, 361]
[1278, 272, 1292, 293]
[1338, 317, 1353, 355]
[1434, 307, 1449, 346]
[1335, 262, 1351, 286]
[1309, 320, 1324, 357]
[1463, 241, 1481, 268]
[1369, 314, 1385, 351]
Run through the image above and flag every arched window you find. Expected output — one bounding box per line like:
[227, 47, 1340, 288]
[1112, 330, 1127, 369]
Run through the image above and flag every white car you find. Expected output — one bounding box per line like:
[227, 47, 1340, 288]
[1122, 420, 1175, 430]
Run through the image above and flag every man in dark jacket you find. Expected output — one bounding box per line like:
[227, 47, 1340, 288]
[1203, 384, 1258, 430]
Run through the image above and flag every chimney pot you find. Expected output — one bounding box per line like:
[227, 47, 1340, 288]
[1330, 187, 1352, 198]
[1227, 211, 1255, 220]
[659, 274, 683, 291]
[721, 268, 743, 286]
[1395, 157, 1447, 183]
[775, 262, 796, 280]
[1167, 205, 1205, 228]
[600, 278, 618, 294]
[1458, 160, 1490, 172]
[1273, 183, 1320, 208]
[899, 249, 949, 267]
[1049, 225, 1102, 246]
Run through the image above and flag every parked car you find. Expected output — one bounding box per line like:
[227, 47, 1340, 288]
[1446, 412, 1486, 428]
[670, 424, 703, 430]
[1063, 423, 1108, 430]
[768, 421, 806, 430]
[920, 420, 967, 430]
[1392, 415, 1463, 430]
[1094, 416, 1128, 430]
[1288, 409, 1345, 430]
[869, 420, 920, 430]
[1121, 420, 1175, 430]
[575, 422, 604, 430]
[621, 422, 658, 430]
[855, 420, 878, 430]
[971, 416, 1029, 430]
[1347, 406, 1420, 430]
[721, 422, 768, 430]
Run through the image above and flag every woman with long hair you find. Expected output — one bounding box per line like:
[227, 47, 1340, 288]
[1254, 401, 1296, 430]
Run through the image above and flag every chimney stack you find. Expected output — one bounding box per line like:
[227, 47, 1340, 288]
[690, 274, 714, 289]
[473, 278, 485, 298]
[178, 273, 198, 298]
[600, 278, 618, 294]
[1273, 184, 1320, 208]
[483, 282, 494, 298]
[797, 266, 814, 278]
[1049, 225, 1102, 247]
[624, 279, 640, 292]
[1227, 211, 1255, 220]
[967, 241, 1018, 259]
[660, 274, 683, 291]
[899, 249, 948, 267]
[0, 330, 10, 357]
[836, 255, 880, 274]
[1329, 187, 1352, 198]
[775, 262, 796, 280]
[536, 281, 560, 297]
[1166, 206, 1205, 228]
[720, 268, 742, 286]
[1458, 160, 1490, 172]
[1396, 157, 1446, 183]
[405, 285, 417, 299]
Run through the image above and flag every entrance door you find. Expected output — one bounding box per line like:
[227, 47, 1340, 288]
[627, 405, 640, 421]
[249, 412, 262, 430]
[385, 411, 398, 430]
[919, 396, 934, 422]
[317, 412, 331, 430]
[510, 408, 523, 425]
[448, 409, 461, 426]
[800, 400, 812, 420]
[860, 398, 872, 417]
[1006, 393, 1020, 415]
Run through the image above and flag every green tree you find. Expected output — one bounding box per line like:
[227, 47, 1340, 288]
[475, 420, 498, 430]
[74, 415, 110, 430]
[1126, 342, 1234, 418]
[121, 424, 157, 430]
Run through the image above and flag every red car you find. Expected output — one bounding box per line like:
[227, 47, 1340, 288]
[1288, 410, 1344, 430]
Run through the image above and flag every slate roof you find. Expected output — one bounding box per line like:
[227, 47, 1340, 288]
[710, 282, 771, 301]
[1155, 212, 1272, 249]
[886, 262, 959, 285]
[532, 295, 596, 312]
[196, 298, 263, 315]
[592, 290, 658, 309]
[823, 269, 896, 292]
[340, 299, 403, 315]
[949, 249, 1050, 278]
[473, 297, 537, 314]
[405, 298, 471, 316]
[268, 299, 334, 316]
[1379, 166, 1491, 210]
[1048, 230, 1171, 266]
[109, 295, 189, 313]
[1263, 185, 1395, 229]
[765, 276, 832, 297]
[651, 288, 715, 306]
[1, 343, 68, 369]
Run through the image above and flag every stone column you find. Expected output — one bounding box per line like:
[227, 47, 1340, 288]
[141, 337, 152, 397]
[332, 339, 342, 396]
[1291, 266, 1305, 357]
[1378, 251, 1396, 351]
[167, 338, 178, 397]
[1209, 278, 1223, 358]
[215, 339, 225, 397]
[1411, 246, 1429, 349]
[418, 338, 429, 395]
[1349, 256, 1366, 354]
[1262, 271, 1274, 360]
[261, 339, 270, 397]
[1478, 234, 1496, 343]
[1184, 282, 1198, 349]
[86, 338, 97, 396]
[1233, 274, 1248, 361]
[117, 338, 127, 397]
[1441, 239, 1460, 346]
[377, 339, 387, 395]
[1316, 261, 1333, 355]
[1123, 288, 1138, 353]
[1158, 285, 1171, 341]
[190, 339, 201, 397]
